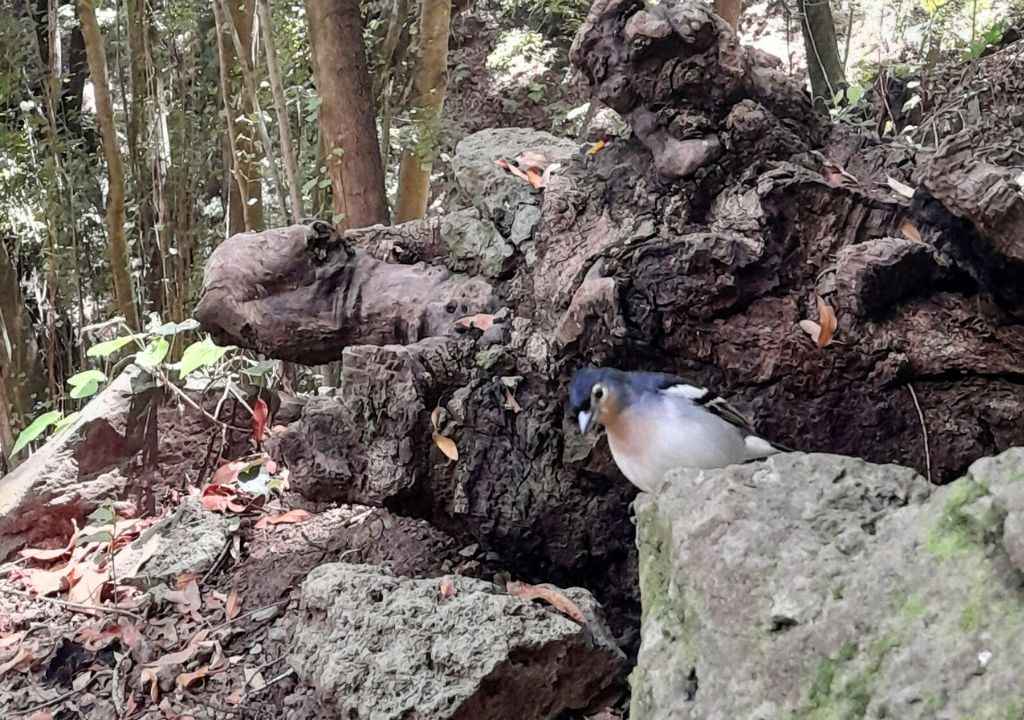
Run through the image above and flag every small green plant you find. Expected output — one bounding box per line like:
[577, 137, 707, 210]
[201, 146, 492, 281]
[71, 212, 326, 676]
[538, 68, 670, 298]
[8, 314, 276, 460]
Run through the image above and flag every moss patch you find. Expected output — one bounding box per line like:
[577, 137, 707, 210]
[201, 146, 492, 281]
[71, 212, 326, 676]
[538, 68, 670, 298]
[926, 478, 991, 559]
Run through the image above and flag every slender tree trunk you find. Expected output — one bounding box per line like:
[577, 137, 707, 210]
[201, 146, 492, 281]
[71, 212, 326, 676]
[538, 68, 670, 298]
[212, 0, 256, 234]
[304, 0, 388, 229]
[394, 0, 451, 222]
[79, 0, 140, 329]
[800, 0, 847, 112]
[227, 0, 265, 230]
[714, 0, 742, 30]
[258, 0, 303, 222]
[221, 0, 289, 222]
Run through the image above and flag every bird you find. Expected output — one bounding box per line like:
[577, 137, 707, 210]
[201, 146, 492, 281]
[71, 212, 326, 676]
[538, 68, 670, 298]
[569, 366, 790, 493]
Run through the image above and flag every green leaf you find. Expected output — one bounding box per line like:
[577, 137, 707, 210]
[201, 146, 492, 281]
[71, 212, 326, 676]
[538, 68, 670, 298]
[88, 504, 116, 524]
[68, 369, 107, 388]
[54, 411, 81, 433]
[70, 379, 100, 399]
[10, 410, 62, 456]
[136, 337, 170, 368]
[242, 360, 277, 378]
[154, 319, 200, 336]
[178, 338, 233, 378]
[87, 334, 148, 358]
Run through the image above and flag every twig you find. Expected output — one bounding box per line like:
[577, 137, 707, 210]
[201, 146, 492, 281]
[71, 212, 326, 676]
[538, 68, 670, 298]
[209, 598, 291, 635]
[0, 585, 145, 623]
[244, 668, 295, 699]
[11, 670, 111, 716]
[906, 383, 932, 484]
[201, 536, 235, 586]
[158, 367, 250, 433]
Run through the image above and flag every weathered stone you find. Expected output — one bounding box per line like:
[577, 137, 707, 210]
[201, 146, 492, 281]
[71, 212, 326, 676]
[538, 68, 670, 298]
[631, 450, 1024, 720]
[452, 128, 578, 236]
[440, 208, 516, 279]
[290, 563, 625, 720]
[113, 498, 234, 582]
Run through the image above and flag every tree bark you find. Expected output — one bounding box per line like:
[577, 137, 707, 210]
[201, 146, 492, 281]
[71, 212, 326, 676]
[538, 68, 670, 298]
[212, 0, 256, 233]
[79, 0, 140, 329]
[304, 0, 388, 229]
[221, 0, 290, 222]
[258, 0, 304, 222]
[800, 0, 847, 111]
[394, 0, 451, 222]
[714, 0, 742, 30]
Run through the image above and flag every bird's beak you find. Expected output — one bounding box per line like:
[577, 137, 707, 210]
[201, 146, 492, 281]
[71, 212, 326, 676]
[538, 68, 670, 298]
[578, 410, 595, 434]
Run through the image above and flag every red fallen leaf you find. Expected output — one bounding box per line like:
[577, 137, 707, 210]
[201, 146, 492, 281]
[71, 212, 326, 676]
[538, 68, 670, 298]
[255, 509, 312, 529]
[211, 460, 249, 486]
[201, 483, 240, 513]
[455, 313, 495, 332]
[525, 167, 544, 189]
[144, 629, 211, 670]
[251, 398, 269, 444]
[439, 577, 457, 600]
[900, 220, 923, 242]
[507, 581, 587, 625]
[265, 458, 278, 474]
[27, 711, 54, 720]
[225, 590, 241, 620]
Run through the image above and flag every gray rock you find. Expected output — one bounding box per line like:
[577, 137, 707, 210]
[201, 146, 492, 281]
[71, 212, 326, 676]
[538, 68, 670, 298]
[452, 128, 577, 237]
[290, 563, 625, 720]
[631, 450, 1024, 719]
[440, 208, 516, 279]
[113, 498, 234, 582]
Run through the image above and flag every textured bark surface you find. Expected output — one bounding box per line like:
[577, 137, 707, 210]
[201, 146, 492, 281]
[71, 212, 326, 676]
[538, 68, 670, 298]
[304, 0, 388, 228]
[195, 1, 1024, 646]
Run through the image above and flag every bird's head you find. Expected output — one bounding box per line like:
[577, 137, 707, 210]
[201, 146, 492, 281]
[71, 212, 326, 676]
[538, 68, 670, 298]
[569, 366, 629, 434]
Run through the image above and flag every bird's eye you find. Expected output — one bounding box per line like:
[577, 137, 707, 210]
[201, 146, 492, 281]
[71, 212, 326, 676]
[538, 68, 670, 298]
[592, 385, 605, 401]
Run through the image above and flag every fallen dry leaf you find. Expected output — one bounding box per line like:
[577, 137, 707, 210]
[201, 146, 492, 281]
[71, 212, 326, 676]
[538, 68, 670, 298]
[0, 631, 26, 651]
[816, 295, 838, 348]
[140, 666, 160, 702]
[255, 509, 312, 529]
[430, 406, 442, 432]
[525, 166, 544, 189]
[495, 158, 532, 184]
[900, 220, 923, 243]
[0, 644, 36, 677]
[503, 388, 522, 414]
[27, 711, 54, 720]
[200, 483, 248, 514]
[144, 629, 210, 670]
[19, 536, 74, 562]
[454, 313, 495, 332]
[516, 150, 549, 170]
[177, 665, 211, 689]
[799, 319, 823, 345]
[17, 567, 70, 596]
[67, 563, 110, 606]
[244, 667, 266, 690]
[587, 139, 607, 155]
[225, 590, 241, 620]
[164, 577, 201, 614]
[432, 432, 459, 462]
[507, 581, 586, 625]
[251, 398, 269, 444]
[886, 176, 915, 198]
[211, 459, 252, 486]
[439, 576, 457, 600]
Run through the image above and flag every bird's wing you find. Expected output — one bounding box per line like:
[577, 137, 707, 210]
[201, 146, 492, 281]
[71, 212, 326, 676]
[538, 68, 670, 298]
[653, 374, 758, 435]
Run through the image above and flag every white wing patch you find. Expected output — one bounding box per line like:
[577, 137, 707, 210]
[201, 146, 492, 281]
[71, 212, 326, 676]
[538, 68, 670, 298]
[662, 383, 709, 400]
[744, 434, 778, 457]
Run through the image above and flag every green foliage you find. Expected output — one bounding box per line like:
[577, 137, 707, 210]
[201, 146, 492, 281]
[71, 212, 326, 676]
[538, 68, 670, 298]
[10, 410, 63, 457]
[67, 369, 107, 400]
[964, 19, 1006, 57]
[177, 337, 233, 378]
[490, 0, 591, 41]
[87, 334, 149, 359]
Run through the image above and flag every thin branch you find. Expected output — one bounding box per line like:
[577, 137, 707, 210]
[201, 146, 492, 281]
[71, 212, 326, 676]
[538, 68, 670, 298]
[906, 383, 932, 484]
[0, 585, 145, 623]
